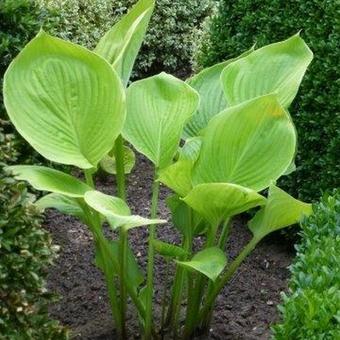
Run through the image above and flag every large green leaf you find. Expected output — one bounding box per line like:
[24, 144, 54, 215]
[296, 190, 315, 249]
[100, 145, 136, 175]
[84, 190, 165, 230]
[176, 247, 227, 281]
[4, 31, 125, 169]
[183, 183, 266, 226]
[36, 193, 87, 222]
[123, 72, 199, 168]
[248, 185, 313, 239]
[95, 0, 155, 86]
[192, 95, 297, 191]
[184, 47, 254, 138]
[221, 34, 313, 108]
[7, 165, 91, 197]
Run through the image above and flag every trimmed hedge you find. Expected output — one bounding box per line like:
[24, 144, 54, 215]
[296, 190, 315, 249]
[196, 0, 340, 201]
[272, 190, 340, 338]
[0, 124, 68, 339]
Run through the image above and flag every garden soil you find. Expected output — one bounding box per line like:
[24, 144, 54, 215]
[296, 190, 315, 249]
[46, 155, 293, 340]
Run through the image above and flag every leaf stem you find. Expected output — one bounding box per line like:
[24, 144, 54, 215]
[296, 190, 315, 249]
[198, 236, 261, 326]
[144, 169, 160, 339]
[115, 135, 126, 201]
[218, 218, 231, 250]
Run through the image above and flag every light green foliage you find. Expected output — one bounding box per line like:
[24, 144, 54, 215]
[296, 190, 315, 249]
[184, 183, 266, 226]
[123, 72, 199, 168]
[4, 31, 125, 169]
[95, 0, 154, 86]
[153, 240, 189, 259]
[273, 190, 340, 338]
[197, 0, 339, 202]
[177, 247, 227, 281]
[221, 34, 313, 108]
[184, 48, 253, 138]
[249, 185, 313, 239]
[192, 95, 296, 190]
[84, 190, 165, 230]
[7, 165, 91, 197]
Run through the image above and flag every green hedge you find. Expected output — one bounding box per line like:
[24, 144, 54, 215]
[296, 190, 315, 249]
[197, 0, 340, 201]
[0, 124, 68, 339]
[272, 190, 340, 338]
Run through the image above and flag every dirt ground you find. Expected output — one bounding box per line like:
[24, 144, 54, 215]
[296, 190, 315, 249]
[45, 156, 293, 339]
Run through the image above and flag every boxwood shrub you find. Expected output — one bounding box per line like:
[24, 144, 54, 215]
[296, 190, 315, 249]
[196, 0, 340, 201]
[272, 190, 340, 338]
[0, 125, 68, 339]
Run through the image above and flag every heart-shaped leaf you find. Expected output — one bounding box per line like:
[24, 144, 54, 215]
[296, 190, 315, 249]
[123, 72, 199, 169]
[183, 183, 266, 226]
[84, 190, 166, 230]
[221, 34, 313, 108]
[4, 31, 125, 169]
[176, 247, 227, 281]
[100, 145, 136, 175]
[36, 193, 87, 222]
[184, 47, 254, 138]
[248, 185, 313, 239]
[7, 165, 91, 197]
[95, 0, 155, 86]
[192, 94, 297, 191]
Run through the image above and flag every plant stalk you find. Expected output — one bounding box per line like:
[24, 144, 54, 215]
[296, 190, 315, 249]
[218, 218, 231, 250]
[144, 170, 160, 339]
[115, 135, 126, 201]
[198, 236, 261, 326]
[119, 228, 129, 339]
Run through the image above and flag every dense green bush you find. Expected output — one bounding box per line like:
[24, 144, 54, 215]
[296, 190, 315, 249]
[0, 126, 68, 339]
[44, 0, 214, 78]
[197, 0, 340, 201]
[272, 190, 340, 338]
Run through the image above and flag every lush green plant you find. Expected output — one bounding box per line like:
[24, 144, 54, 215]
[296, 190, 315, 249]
[0, 127, 68, 338]
[273, 190, 340, 338]
[3, 1, 317, 338]
[196, 0, 340, 202]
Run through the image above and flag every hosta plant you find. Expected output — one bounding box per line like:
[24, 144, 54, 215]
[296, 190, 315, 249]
[3, 0, 315, 338]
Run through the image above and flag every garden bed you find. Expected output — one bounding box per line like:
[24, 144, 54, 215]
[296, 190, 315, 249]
[45, 156, 293, 339]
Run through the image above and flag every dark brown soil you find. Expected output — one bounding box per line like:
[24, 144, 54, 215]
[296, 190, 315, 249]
[45, 156, 293, 340]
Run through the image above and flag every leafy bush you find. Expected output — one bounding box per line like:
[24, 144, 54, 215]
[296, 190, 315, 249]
[196, 0, 340, 202]
[0, 125, 68, 339]
[44, 0, 214, 78]
[273, 190, 340, 338]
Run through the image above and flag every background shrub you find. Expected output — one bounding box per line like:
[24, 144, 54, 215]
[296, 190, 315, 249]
[196, 0, 340, 202]
[272, 190, 340, 338]
[0, 124, 68, 339]
[44, 0, 215, 78]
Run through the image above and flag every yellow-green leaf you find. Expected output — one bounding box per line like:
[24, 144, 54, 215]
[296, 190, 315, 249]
[123, 73, 199, 168]
[184, 47, 254, 138]
[183, 183, 266, 226]
[84, 190, 166, 230]
[4, 31, 125, 169]
[95, 0, 155, 86]
[249, 185, 313, 239]
[100, 146, 136, 175]
[7, 165, 91, 197]
[221, 34, 313, 108]
[176, 247, 227, 281]
[193, 95, 297, 191]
